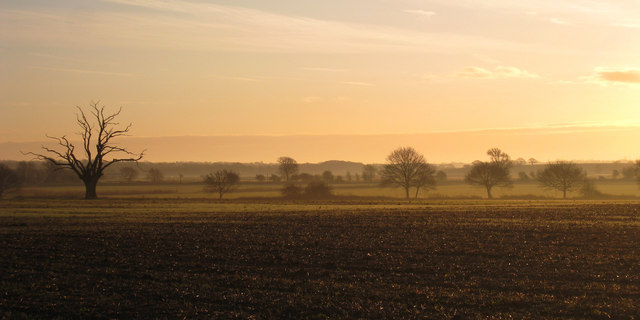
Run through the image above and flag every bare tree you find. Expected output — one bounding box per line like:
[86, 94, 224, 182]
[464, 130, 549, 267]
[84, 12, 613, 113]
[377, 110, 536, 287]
[27, 102, 143, 199]
[536, 161, 586, 199]
[204, 169, 240, 200]
[278, 156, 298, 183]
[362, 164, 377, 182]
[269, 174, 281, 183]
[0, 164, 21, 199]
[16, 161, 44, 185]
[515, 157, 527, 166]
[381, 147, 435, 199]
[322, 170, 334, 183]
[120, 166, 139, 183]
[528, 158, 538, 166]
[147, 168, 164, 184]
[465, 148, 513, 199]
[412, 163, 437, 198]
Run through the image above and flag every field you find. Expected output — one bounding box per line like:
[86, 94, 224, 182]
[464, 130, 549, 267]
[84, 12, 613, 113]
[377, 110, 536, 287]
[1, 198, 639, 319]
[11, 179, 640, 200]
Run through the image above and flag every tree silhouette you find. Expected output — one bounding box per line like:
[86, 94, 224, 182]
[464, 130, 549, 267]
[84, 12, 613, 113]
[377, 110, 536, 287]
[278, 157, 298, 183]
[27, 102, 143, 199]
[536, 161, 585, 199]
[204, 169, 240, 200]
[362, 164, 377, 182]
[147, 168, 164, 184]
[0, 164, 21, 199]
[120, 166, 139, 183]
[381, 147, 436, 199]
[465, 148, 513, 199]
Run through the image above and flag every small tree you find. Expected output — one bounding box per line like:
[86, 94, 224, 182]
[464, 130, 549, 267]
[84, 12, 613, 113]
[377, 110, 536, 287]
[611, 169, 620, 180]
[528, 158, 538, 166]
[27, 102, 143, 199]
[465, 148, 513, 199]
[16, 161, 43, 185]
[580, 178, 602, 198]
[435, 170, 447, 183]
[120, 166, 139, 183]
[362, 164, 377, 182]
[255, 174, 266, 183]
[278, 156, 298, 183]
[321, 170, 334, 183]
[204, 169, 240, 200]
[303, 181, 333, 199]
[381, 147, 435, 199]
[412, 164, 437, 198]
[281, 183, 302, 198]
[518, 171, 531, 182]
[269, 174, 281, 183]
[296, 173, 315, 183]
[536, 161, 586, 199]
[0, 164, 21, 199]
[147, 168, 164, 183]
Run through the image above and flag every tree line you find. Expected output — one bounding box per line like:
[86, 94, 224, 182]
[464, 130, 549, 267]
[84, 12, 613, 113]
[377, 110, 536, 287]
[2, 103, 640, 200]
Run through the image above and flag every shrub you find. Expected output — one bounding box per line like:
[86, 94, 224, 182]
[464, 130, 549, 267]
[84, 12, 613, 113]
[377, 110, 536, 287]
[281, 183, 302, 199]
[303, 181, 333, 199]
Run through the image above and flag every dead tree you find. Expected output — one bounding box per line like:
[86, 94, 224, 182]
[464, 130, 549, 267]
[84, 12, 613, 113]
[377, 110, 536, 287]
[27, 102, 143, 199]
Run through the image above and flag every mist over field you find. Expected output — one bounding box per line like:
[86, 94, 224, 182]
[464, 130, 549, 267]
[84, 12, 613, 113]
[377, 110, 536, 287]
[2, 0, 640, 318]
[2, 125, 640, 163]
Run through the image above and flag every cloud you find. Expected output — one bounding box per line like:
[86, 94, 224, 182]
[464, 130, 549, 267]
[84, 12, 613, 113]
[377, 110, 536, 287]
[594, 68, 640, 84]
[549, 18, 572, 25]
[0, 1, 523, 54]
[611, 22, 640, 29]
[403, 9, 436, 17]
[29, 66, 134, 77]
[456, 66, 539, 79]
[553, 67, 640, 86]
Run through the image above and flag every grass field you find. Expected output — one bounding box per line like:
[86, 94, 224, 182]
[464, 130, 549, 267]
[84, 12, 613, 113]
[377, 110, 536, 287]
[10, 179, 640, 200]
[1, 198, 639, 318]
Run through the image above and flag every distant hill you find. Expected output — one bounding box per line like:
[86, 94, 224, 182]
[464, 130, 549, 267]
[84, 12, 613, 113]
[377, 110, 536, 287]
[2, 125, 639, 164]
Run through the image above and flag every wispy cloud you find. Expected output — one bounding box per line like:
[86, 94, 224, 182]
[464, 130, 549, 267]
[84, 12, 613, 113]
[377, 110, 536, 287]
[403, 9, 436, 17]
[29, 66, 134, 77]
[594, 68, 640, 84]
[549, 18, 572, 25]
[552, 67, 640, 86]
[0, 0, 522, 54]
[611, 22, 640, 29]
[455, 66, 539, 79]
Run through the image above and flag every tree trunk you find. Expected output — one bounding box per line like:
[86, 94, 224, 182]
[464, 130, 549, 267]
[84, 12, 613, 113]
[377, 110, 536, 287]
[486, 186, 493, 199]
[84, 178, 98, 199]
[563, 189, 567, 199]
[415, 186, 420, 199]
[404, 186, 410, 199]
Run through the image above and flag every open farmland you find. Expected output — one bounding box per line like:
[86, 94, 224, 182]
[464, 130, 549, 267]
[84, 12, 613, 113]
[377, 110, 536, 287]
[11, 179, 640, 200]
[1, 199, 639, 319]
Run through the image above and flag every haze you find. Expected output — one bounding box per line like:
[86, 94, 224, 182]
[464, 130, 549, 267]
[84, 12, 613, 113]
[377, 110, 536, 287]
[1, 0, 639, 163]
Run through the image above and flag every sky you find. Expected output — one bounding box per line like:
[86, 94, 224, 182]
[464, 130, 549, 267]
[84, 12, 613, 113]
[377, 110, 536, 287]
[1, 0, 640, 162]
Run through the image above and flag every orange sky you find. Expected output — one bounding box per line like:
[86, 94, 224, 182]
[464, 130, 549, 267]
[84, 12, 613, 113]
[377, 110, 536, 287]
[1, 0, 639, 162]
